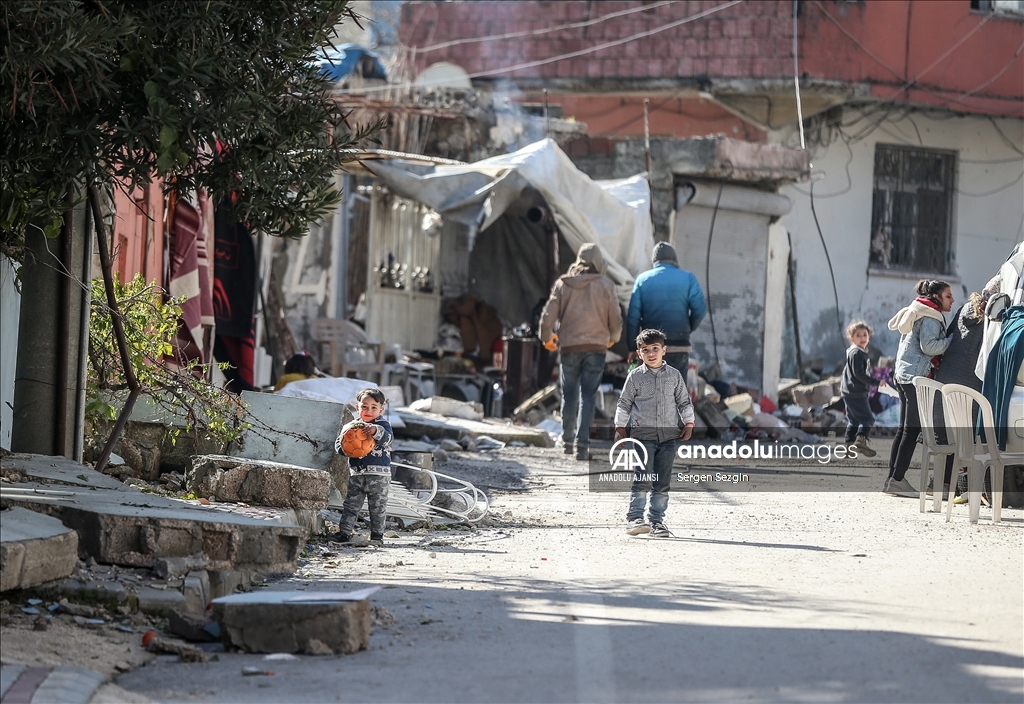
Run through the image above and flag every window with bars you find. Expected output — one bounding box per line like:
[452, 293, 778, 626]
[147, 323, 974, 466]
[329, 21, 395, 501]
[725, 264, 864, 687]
[870, 145, 956, 275]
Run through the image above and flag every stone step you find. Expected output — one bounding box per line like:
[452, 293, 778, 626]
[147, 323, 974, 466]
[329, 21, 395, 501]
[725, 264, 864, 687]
[1, 457, 305, 574]
[0, 507, 78, 592]
[187, 455, 331, 509]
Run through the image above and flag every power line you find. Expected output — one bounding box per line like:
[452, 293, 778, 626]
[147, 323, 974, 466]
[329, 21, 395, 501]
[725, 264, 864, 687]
[886, 13, 993, 101]
[811, 0, 1020, 115]
[954, 40, 1024, 102]
[335, 0, 743, 95]
[454, 0, 744, 81]
[414, 0, 679, 53]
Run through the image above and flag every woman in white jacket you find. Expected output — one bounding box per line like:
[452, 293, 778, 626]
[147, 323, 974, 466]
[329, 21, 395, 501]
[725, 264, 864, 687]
[884, 279, 953, 496]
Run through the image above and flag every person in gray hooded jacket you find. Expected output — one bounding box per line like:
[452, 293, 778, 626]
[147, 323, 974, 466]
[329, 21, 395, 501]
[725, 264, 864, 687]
[540, 243, 622, 460]
[883, 279, 953, 497]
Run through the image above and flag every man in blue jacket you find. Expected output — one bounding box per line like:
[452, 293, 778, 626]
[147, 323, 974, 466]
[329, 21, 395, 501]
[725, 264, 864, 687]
[626, 242, 707, 374]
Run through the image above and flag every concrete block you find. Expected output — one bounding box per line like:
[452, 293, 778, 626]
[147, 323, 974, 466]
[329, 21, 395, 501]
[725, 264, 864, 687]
[207, 569, 251, 599]
[212, 591, 371, 655]
[187, 455, 330, 509]
[0, 507, 79, 591]
[136, 585, 188, 616]
[182, 570, 210, 615]
[154, 554, 209, 579]
[167, 609, 219, 642]
[231, 392, 350, 469]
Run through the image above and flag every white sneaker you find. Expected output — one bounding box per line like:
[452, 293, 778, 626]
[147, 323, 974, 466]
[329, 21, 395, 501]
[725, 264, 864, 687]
[626, 518, 650, 535]
[883, 477, 918, 498]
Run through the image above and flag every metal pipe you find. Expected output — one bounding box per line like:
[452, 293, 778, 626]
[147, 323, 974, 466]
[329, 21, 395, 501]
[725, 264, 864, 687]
[74, 192, 95, 462]
[643, 98, 652, 173]
[55, 188, 74, 456]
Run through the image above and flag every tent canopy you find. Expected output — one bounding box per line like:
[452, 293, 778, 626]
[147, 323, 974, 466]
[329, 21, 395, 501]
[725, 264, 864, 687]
[362, 139, 654, 306]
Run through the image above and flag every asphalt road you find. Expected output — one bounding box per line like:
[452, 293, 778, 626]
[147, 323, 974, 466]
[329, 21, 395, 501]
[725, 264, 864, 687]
[117, 442, 1024, 703]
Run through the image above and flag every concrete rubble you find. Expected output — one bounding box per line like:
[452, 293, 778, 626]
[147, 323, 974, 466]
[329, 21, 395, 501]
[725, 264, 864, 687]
[211, 589, 377, 655]
[187, 455, 331, 509]
[395, 408, 554, 448]
[1, 507, 78, 592]
[1, 453, 305, 574]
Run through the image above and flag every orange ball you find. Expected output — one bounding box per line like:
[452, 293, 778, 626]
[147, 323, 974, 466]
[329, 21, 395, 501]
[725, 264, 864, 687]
[340, 422, 376, 458]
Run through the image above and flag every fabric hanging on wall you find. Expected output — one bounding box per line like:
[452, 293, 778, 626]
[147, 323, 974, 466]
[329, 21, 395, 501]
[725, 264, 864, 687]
[196, 191, 216, 361]
[168, 199, 205, 363]
[212, 202, 256, 337]
[213, 199, 257, 391]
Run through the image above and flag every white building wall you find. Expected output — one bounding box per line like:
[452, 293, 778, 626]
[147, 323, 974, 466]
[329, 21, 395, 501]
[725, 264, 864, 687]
[773, 111, 1023, 370]
[1, 255, 21, 449]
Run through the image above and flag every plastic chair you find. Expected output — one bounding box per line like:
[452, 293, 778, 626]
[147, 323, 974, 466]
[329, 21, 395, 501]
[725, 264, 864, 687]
[912, 377, 957, 514]
[312, 318, 386, 382]
[941, 384, 1023, 523]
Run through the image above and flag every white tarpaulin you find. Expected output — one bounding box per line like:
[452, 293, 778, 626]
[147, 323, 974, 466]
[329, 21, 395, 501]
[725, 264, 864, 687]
[362, 139, 654, 302]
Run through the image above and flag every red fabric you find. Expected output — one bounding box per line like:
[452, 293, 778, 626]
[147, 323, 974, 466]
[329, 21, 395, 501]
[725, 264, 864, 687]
[219, 334, 255, 388]
[168, 197, 216, 364]
[915, 296, 944, 375]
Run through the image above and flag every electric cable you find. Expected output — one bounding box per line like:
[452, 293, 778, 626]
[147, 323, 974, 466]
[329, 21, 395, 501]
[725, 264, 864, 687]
[414, 0, 679, 53]
[335, 0, 743, 94]
[704, 180, 724, 367]
[808, 177, 844, 344]
[955, 40, 1024, 102]
[990, 117, 1024, 157]
[956, 170, 1024, 197]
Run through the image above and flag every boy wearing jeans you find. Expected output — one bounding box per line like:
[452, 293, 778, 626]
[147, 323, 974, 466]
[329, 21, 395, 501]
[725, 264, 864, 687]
[615, 329, 695, 537]
[840, 321, 884, 457]
[332, 388, 393, 546]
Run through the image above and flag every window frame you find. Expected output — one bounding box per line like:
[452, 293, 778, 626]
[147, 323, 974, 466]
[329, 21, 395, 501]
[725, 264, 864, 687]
[868, 143, 959, 278]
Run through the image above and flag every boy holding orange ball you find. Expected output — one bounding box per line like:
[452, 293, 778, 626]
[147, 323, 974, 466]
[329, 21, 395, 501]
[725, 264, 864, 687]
[332, 388, 393, 546]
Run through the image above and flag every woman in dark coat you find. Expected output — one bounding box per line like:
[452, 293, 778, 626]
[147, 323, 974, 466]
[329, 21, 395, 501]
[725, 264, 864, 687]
[930, 278, 1000, 493]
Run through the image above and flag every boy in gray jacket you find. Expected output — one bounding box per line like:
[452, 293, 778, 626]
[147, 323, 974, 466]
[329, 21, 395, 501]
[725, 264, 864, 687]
[614, 329, 695, 537]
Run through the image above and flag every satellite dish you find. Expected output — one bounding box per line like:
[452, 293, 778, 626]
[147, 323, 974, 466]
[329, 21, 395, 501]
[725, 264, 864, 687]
[414, 62, 472, 89]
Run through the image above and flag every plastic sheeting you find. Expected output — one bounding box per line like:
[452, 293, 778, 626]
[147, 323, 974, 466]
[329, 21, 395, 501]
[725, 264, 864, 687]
[362, 139, 654, 304]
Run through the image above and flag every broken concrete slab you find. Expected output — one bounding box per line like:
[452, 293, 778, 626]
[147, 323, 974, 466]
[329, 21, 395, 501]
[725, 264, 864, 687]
[230, 392, 349, 470]
[395, 410, 554, 448]
[0, 453, 129, 491]
[153, 554, 208, 579]
[1, 459, 305, 572]
[0, 506, 79, 592]
[167, 609, 219, 642]
[211, 589, 378, 655]
[187, 455, 330, 509]
[182, 570, 210, 615]
[136, 585, 188, 616]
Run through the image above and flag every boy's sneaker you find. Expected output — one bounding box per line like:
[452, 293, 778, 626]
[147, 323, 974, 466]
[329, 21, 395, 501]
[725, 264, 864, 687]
[649, 522, 672, 537]
[562, 443, 574, 455]
[369, 533, 384, 547]
[854, 435, 876, 457]
[329, 532, 351, 543]
[626, 518, 650, 535]
[883, 477, 918, 498]
[575, 447, 591, 461]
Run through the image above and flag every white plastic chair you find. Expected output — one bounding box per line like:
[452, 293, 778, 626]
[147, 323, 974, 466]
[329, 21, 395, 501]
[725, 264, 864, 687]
[941, 384, 1023, 523]
[912, 377, 957, 514]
